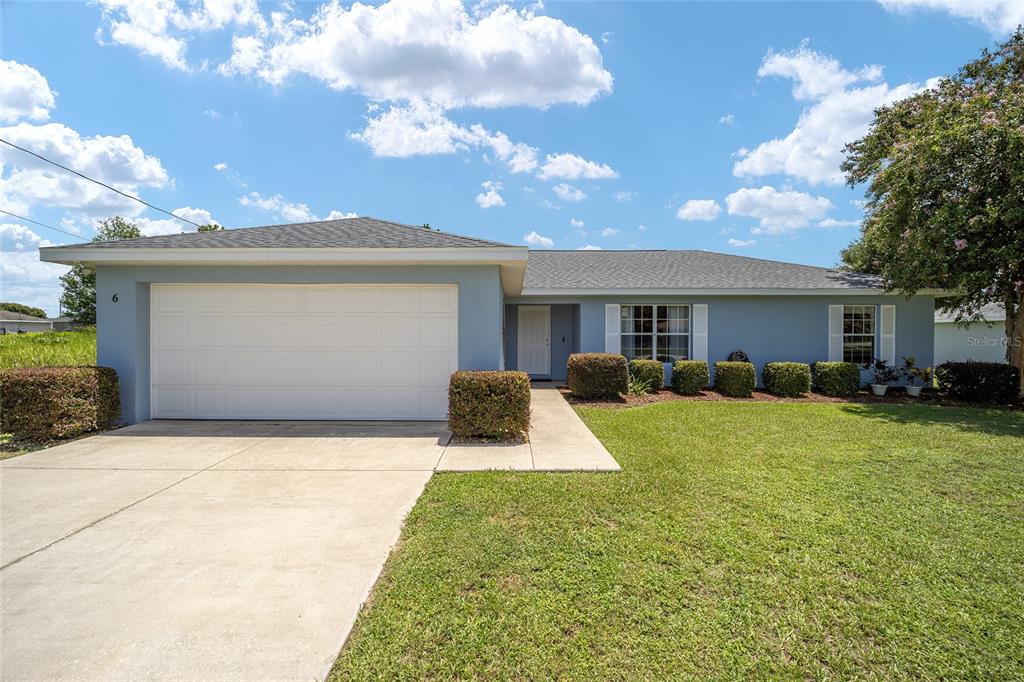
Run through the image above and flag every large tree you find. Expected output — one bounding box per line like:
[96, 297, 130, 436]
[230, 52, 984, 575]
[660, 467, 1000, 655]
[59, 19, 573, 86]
[841, 28, 1024, 389]
[59, 217, 142, 324]
[0, 302, 48, 319]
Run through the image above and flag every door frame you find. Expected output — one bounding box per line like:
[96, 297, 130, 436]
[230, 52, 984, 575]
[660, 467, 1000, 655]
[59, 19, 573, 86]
[517, 305, 551, 376]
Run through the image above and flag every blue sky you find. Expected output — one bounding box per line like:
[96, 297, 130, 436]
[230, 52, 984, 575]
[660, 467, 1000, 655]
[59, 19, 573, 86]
[2, 0, 1021, 315]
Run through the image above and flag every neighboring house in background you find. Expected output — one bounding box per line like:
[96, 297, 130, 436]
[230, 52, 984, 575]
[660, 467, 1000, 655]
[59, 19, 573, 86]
[40, 217, 939, 424]
[0, 311, 53, 334]
[50, 315, 79, 332]
[934, 303, 1008, 365]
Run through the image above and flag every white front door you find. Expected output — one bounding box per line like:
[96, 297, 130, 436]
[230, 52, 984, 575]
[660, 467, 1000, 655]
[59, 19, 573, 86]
[517, 305, 550, 375]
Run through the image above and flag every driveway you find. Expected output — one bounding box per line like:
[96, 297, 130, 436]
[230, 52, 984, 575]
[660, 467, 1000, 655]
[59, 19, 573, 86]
[0, 420, 446, 682]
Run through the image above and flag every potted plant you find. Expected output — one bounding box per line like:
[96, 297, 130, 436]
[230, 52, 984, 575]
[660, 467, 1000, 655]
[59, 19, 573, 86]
[866, 358, 899, 396]
[901, 356, 931, 397]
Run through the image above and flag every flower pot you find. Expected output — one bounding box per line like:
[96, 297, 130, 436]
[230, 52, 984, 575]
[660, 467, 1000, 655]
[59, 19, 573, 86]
[870, 384, 888, 396]
[905, 385, 923, 397]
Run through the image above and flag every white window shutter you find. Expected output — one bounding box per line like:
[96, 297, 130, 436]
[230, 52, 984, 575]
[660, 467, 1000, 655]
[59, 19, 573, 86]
[692, 304, 708, 362]
[828, 305, 844, 362]
[880, 304, 896, 364]
[604, 304, 621, 354]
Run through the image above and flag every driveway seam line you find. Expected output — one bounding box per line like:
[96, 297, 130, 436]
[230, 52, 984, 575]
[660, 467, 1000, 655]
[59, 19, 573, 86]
[0, 438, 271, 571]
[433, 432, 452, 470]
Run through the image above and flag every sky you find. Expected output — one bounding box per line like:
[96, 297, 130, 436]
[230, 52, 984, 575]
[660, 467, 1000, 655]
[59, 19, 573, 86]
[2, 0, 1022, 316]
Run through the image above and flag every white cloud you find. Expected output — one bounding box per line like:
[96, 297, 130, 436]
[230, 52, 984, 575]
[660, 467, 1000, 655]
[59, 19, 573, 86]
[0, 223, 67, 316]
[727, 238, 756, 247]
[0, 121, 169, 217]
[577, 244, 601, 250]
[213, 162, 227, 171]
[0, 60, 56, 123]
[475, 180, 505, 208]
[676, 199, 722, 221]
[725, 186, 833, 233]
[600, 227, 619, 237]
[203, 108, 221, 118]
[601, 31, 613, 44]
[523, 230, 554, 247]
[718, 113, 735, 126]
[818, 217, 861, 228]
[95, 0, 265, 71]
[735, 46, 931, 185]
[552, 183, 586, 202]
[614, 190, 636, 203]
[637, 224, 646, 231]
[536, 153, 617, 181]
[132, 207, 219, 236]
[878, 0, 1024, 35]
[216, 0, 612, 109]
[324, 210, 358, 220]
[570, 217, 585, 229]
[239, 191, 317, 222]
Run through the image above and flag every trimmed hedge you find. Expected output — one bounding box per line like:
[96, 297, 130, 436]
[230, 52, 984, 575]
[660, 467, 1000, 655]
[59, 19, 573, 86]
[628, 359, 664, 392]
[0, 366, 119, 440]
[763, 362, 812, 397]
[714, 361, 756, 397]
[672, 360, 709, 395]
[567, 353, 628, 399]
[812, 361, 861, 397]
[448, 370, 530, 438]
[935, 361, 1020, 403]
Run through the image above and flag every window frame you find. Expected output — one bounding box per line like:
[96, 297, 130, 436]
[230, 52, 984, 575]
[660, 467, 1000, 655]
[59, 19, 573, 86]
[841, 304, 876, 365]
[619, 304, 691, 364]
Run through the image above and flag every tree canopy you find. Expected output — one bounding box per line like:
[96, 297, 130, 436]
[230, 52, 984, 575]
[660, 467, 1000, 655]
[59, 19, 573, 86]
[0, 302, 48, 319]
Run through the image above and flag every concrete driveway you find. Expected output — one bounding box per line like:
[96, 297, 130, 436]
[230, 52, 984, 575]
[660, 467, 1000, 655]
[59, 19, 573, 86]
[0, 420, 446, 682]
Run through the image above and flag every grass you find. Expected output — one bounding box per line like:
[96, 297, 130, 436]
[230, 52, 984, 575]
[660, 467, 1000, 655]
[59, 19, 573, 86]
[330, 402, 1024, 680]
[0, 330, 96, 369]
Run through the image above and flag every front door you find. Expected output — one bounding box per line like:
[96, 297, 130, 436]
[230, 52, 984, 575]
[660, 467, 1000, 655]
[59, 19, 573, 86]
[517, 305, 551, 376]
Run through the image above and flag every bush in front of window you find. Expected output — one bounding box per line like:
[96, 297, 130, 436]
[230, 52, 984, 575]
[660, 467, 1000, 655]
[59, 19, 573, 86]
[811, 361, 861, 397]
[762, 362, 812, 397]
[935, 361, 1020, 403]
[671, 360, 709, 395]
[448, 370, 530, 439]
[0, 366, 120, 441]
[713, 361, 756, 397]
[628, 359, 664, 393]
[567, 353, 628, 399]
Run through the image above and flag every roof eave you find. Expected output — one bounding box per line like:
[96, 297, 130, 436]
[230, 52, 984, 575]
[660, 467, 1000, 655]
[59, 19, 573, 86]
[518, 287, 946, 296]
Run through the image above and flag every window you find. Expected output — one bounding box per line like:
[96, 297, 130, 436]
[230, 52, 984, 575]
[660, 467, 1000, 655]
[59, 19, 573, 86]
[842, 305, 875, 364]
[620, 305, 689, 363]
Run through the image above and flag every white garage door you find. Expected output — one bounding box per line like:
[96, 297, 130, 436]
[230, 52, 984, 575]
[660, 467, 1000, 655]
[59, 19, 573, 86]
[150, 284, 458, 420]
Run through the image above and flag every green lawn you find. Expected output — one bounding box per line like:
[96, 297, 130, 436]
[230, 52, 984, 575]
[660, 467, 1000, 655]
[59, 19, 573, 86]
[0, 330, 96, 369]
[331, 402, 1024, 680]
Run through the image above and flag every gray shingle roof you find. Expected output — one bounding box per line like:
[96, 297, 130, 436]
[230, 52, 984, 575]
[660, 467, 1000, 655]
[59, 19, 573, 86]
[0, 311, 50, 322]
[935, 303, 1005, 323]
[46, 216, 512, 250]
[523, 250, 882, 290]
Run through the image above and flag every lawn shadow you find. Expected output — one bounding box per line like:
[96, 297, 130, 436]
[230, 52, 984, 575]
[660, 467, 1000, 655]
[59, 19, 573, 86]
[837, 402, 1024, 438]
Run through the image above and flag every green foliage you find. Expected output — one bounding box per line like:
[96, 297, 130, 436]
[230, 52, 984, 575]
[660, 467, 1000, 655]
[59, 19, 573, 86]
[0, 330, 96, 369]
[713, 361, 756, 397]
[196, 223, 223, 231]
[0, 302, 47, 319]
[0, 366, 119, 440]
[628, 359, 663, 395]
[869, 358, 901, 385]
[812, 362, 862, 397]
[902, 356, 933, 387]
[762, 362, 812, 397]
[671, 360, 710, 395]
[935, 362, 1020, 403]
[60, 217, 143, 324]
[448, 371, 530, 439]
[841, 30, 1024, 386]
[567, 353, 628, 399]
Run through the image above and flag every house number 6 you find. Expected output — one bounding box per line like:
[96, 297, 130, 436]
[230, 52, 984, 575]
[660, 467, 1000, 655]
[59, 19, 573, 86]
[112, 293, 119, 303]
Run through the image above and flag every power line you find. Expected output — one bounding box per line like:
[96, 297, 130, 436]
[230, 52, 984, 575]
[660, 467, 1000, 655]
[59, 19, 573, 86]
[0, 208, 84, 240]
[0, 137, 201, 228]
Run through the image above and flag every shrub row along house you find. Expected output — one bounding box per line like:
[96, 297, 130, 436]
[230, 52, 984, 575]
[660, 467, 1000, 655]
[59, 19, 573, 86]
[40, 217, 941, 424]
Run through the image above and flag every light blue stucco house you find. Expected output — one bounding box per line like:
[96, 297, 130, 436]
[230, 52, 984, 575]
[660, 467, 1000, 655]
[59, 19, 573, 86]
[934, 304, 1008, 366]
[40, 217, 939, 424]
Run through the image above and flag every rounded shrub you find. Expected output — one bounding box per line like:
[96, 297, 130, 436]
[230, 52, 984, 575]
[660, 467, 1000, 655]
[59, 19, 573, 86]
[628, 359, 664, 393]
[448, 370, 530, 438]
[812, 361, 861, 397]
[762, 362, 812, 397]
[0, 366, 120, 440]
[935, 361, 1020, 403]
[713, 361, 756, 397]
[672, 360, 709, 395]
[567, 353, 628, 399]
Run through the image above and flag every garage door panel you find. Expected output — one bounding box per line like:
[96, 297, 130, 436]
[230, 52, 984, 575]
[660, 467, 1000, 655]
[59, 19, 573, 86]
[151, 284, 457, 420]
